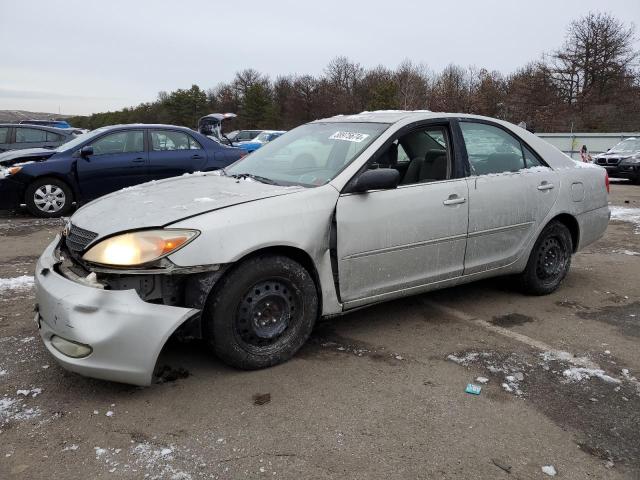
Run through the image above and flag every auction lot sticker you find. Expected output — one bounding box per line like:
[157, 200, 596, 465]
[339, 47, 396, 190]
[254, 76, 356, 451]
[329, 131, 370, 142]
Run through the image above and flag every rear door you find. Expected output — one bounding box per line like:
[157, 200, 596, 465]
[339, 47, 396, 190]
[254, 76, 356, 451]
[0, 126, 10, 152]
[147, 129, 207, 180]
[76, 129, 148, 200]
[459, 120, 558, 274]
[336, 122, 469, 306]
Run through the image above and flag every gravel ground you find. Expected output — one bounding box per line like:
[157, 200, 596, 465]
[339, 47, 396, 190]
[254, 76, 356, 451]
[0, 182, 639, 480]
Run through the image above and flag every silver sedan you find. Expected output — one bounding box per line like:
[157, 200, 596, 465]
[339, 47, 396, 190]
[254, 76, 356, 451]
[34, 112, 610, 385]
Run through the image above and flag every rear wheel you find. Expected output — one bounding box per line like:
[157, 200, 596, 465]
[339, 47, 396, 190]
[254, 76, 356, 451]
[204, 255, 318, 369]
[25, 177, 73, 218]
[517, 221, 573, 295]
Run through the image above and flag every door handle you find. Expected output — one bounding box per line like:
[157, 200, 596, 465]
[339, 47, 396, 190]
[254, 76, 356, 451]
[537, 182, 554, 191]
[132, 157, 145, 163]
[191, 154, 204, 159]
[443, 195, 466, 206]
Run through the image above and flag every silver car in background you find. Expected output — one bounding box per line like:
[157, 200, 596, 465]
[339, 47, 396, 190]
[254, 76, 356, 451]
[34, 111, 610, 385]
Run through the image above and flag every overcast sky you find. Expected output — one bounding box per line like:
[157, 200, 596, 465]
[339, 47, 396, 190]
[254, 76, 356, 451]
[1, 0, 639, 116]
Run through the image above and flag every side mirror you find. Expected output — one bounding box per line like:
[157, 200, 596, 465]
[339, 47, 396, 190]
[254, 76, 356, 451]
[80, 145, 94, 158]
[349, 168, 400, 193]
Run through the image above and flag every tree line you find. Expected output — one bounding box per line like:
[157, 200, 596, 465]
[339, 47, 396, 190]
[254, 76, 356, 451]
[68, 12, 640, 133]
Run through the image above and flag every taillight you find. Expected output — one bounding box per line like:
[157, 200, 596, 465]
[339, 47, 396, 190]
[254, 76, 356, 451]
[605, 171, 610, 194]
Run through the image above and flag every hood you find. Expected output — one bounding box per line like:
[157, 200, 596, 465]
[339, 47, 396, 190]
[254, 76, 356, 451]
[0, 148, 57, 165]
[596, 151, 634, 159]
[70, 172, 304, 238]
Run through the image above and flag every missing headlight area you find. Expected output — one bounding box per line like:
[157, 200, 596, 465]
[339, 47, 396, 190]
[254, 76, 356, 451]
[56, 236, 224, 312]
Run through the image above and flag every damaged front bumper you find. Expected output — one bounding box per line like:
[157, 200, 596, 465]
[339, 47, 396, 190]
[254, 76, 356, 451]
[35, 236, 200, 386]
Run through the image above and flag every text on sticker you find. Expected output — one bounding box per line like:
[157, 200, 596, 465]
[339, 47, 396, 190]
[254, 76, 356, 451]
[329, 131, 370, 143]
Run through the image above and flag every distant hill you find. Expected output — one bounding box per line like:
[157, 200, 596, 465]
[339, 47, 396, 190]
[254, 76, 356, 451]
[0, 110, 80, 123]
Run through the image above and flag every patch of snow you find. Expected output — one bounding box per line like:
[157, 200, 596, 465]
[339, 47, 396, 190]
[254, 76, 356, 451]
[542, 465, 557, 476]
[615, 249, 640, 256]
[0, 369, 6, 376]
[446, 352, 479, 365]
[160, 448, 172, 456]
[105, 411, 114, 417]
[562, 367, 621, 384]
[475, 376, 489, 384]
[193, 197, 215, 203]
[95, 447, 107, 457]
[610, 206, 640, 233]
[0, 275, 34, 292]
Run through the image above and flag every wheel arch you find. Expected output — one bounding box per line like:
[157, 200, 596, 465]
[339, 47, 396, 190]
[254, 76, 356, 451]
[200, 245, 323, 335]
[547, 213, 580, 252]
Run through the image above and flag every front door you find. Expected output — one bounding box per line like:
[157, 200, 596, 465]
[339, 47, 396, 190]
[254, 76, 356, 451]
[336, 123, 469, 306]
[76, 129, 148, 201]
[459, 121, 559, 274]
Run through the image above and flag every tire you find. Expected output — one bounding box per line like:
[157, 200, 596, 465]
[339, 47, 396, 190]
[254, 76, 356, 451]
[517, 221, 573, 295]
[631, 175, 640, 185]
[204, 255, 318, 369]
[25, 177, 73, 218]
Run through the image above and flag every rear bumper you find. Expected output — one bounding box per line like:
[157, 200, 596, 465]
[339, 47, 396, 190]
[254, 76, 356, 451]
[35, 237, 198, 386]
[0, 177, 24, 210]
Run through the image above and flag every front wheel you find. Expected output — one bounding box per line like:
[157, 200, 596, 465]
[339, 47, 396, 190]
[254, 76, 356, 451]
[204, 255, 318, 369]
[25, 177, 73, 218]
[517, 221, 573, 295]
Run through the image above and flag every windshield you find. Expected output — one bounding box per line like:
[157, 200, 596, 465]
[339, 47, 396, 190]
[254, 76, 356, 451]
[226, 122, 388, 187]
[55, 128, 108, 152]
[609, 138, 640, 154]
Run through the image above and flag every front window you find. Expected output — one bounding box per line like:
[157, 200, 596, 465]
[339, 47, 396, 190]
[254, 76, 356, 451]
[92, 131, 144, 155]
[254, 132, 273, 143]
[226, 122, 388, 187]
[15, 127, 47, 143]
[609, 138, 640, 154]
[55, 128, 109, 152]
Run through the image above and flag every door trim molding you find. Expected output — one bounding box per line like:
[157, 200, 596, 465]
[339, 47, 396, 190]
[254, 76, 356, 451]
[342, 233, 467, 260]
[467, 221, 534, 238]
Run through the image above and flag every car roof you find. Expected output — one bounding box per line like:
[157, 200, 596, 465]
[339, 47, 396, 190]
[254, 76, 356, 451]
[93, 124, 199, 132]
[0, 123, 74, 134]
[313, 110, 524, 125]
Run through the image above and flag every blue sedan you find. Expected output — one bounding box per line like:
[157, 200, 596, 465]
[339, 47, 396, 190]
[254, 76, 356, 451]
[235, 130, 286, 153]
[0, 124, 245, 217]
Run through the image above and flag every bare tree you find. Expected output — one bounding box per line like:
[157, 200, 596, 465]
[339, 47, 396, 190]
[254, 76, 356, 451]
[549, 12, 638, 102]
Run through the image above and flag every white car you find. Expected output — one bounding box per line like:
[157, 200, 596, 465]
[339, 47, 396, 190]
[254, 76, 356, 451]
[34, 111, 610, 385]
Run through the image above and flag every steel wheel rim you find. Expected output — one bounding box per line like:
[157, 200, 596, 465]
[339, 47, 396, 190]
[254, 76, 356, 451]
[34, 185, 66, 213]
[235, 278, 301, 350]
[536, 237, 565, 280]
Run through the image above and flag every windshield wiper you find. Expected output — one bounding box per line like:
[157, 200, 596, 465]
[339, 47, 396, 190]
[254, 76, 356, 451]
[229, 173, 278, 185]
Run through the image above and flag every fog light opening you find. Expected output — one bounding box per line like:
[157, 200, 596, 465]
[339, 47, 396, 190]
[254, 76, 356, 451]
[50, 335, 93, 358]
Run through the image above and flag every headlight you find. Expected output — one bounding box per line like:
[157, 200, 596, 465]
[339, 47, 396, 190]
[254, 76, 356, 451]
[623, 156, 640, 164]
[0, 166, 22, 178]
[82, 229, 198, 266]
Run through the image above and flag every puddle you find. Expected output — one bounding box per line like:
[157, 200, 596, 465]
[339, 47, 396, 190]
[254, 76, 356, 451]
[577, 302, 640, 337]
[490, 313, 535, 327]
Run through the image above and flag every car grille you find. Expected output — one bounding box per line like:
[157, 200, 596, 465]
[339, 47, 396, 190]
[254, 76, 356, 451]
[597, 157, 620, 165]
[65, 224, 99, 254]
